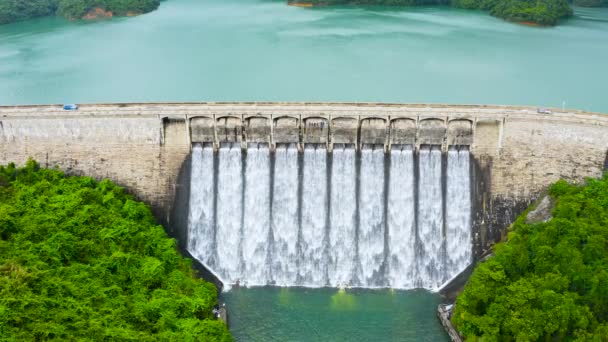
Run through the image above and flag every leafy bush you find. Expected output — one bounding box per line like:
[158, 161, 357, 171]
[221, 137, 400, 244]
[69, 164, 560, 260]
[0, 160, 232, 341]
[57, 0, 160, 19]
[452, 173, 608, 340]
[0, 0, 56, 24]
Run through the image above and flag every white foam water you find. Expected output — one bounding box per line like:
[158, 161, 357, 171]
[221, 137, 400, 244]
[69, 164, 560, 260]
[187, 143, 472, 290]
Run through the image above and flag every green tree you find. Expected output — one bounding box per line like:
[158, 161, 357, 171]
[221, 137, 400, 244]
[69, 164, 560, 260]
[453, 173, 608, 340]
[0, 161, 231, 341]
[0, 0, 57, 24]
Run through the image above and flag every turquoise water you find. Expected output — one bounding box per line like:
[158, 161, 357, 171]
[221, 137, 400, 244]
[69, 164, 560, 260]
[222, 287, 448, 341]
[0, 0, 607, 112]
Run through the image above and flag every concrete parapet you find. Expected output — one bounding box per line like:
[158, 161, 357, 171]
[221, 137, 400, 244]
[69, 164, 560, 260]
[447, 119, 473, 146]
[216, 116, 242, 143]
[273, 116, 300, 144]
[190, 116, 215, 143]
[389, 118, 416, 145]
[418, 119, 446, 146]
[245, 116, 270, 144]
[360, 118, 387, 146]
[303, 117, 328, 145]
[331, 117, 358, 145]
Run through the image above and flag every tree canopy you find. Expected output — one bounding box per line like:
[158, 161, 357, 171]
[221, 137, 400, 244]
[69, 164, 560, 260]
[452, 174, 608, 340]
[0, 0, 161, 25]
[454, 0, 572, 25]
[304, 0, 573, 25]
[0, 160, 232, 341]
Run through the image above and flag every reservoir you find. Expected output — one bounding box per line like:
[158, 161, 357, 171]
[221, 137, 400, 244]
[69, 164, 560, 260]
[2, 1, 607, 341]
[0, 0, 607, 112]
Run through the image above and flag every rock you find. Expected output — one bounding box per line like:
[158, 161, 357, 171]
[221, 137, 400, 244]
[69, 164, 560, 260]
[82, 8, 113, 20]
[525, 195, 553, 224]
[437, 304, 463, 342]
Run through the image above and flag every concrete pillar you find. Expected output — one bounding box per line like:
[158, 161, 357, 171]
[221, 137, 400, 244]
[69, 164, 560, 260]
[273, 116, 300, 149]
[360, 118, 387, 150]
[417, 118, 446, 148]
[447, 119, 473, 146]
[302, 117, 329, 148]
[244, 116, 271, 145]
[190, 116, 216, 144]
[331, 117, 358, 151]
[389, 118, 416, 148]
[216, 116, 243, 144]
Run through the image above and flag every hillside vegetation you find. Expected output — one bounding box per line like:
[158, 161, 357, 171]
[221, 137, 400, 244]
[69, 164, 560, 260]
[452, 174, 608, 340]
[453, 0, 572, 25]
[0, 0, 161, 25]
[301, 0, 574, 25]
[0, 161, 232, 341]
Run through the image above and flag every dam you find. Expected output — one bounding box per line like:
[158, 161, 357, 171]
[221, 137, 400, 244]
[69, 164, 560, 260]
[1, 102, 607, 289]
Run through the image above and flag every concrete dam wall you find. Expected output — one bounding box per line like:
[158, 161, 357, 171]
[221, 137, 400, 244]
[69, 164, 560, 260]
[1, 103, 607, 272]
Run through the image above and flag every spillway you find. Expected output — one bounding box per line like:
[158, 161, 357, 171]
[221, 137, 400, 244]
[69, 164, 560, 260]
[187, 143, 472, 290]
[387, 145, 416, 289]
[417, 146, 444, 289]
[358, 144, 386, 286]
[242, 143, 271, 286]
[216, 142, 243, 282]
[445, 146, 473, 279]
[188, 143, 216, 269]
[270, 143, 299, 286]
[328, 144, 357, 287]
[299, 144, 328, 286]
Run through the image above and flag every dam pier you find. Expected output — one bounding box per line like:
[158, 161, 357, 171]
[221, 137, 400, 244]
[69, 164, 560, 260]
[1, 102, 607, 288]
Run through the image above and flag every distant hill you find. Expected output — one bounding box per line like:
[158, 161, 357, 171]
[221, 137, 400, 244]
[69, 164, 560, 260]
[290, 0, 606, 26]
[0, 0, 162, 25]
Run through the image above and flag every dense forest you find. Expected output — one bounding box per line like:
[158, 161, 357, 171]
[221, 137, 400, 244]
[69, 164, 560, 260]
[299, 0, 607, 25]
[452, 174, 608, 340]
[0, 0, 161, 25]
[0, 161, 232, 341]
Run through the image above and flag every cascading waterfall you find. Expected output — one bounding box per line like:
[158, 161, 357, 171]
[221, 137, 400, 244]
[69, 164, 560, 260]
[187, 142, 472, 290]
[328, 144, 357, 287]
[216, 142, 243, 282]
[445, 146, 472, 279]
[270, 143, 299, 286]
[417, 145, 444, 289]
[357, 144, 386, 286]
[242, 143, 271, 286]
[299, 144, 328, 285]
[387, 145, 416, 289]
[187, 143, 216, 268]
